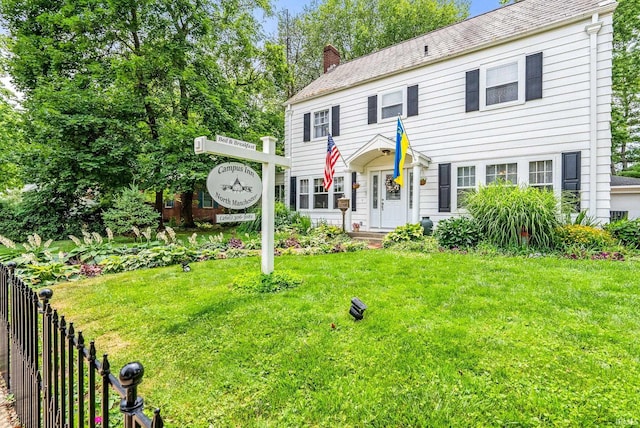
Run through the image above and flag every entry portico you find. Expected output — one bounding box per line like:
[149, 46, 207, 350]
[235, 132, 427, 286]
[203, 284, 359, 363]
[337, 134, 431, 232]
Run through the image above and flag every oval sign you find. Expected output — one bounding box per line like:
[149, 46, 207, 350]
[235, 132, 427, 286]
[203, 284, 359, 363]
[207, 162, 262, 209]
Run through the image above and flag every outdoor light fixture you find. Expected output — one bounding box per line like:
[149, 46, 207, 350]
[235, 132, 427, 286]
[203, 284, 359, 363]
[182, 263, 191, 272]
[349, 297, 367, 320]
[381, 149, 391, 156]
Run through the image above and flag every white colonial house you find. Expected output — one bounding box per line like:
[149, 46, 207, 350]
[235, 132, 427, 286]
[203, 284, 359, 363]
[283, 0, 617, 232]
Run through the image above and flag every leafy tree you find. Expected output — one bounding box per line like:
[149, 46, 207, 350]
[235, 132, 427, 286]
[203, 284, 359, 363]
[618, 163, 640, 178]
[0, 87, 24, 193]
[277, 0, 469, 95]
[1, 0, 142, 203]
[611, 0, 640, 173]
[1, 0, 286, 232]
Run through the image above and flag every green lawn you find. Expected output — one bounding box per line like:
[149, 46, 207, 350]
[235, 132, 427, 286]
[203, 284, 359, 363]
[51, 250, 640, 427]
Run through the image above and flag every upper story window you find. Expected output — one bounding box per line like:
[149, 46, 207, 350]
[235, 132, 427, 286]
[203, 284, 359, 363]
[486, 62, 519, 106]
[466, 52, 542, 112]
[314, 110, 330, 139]
[381, 89, 404, 119]
[368, 85, 418, 124]
[303, 106, 340, 142]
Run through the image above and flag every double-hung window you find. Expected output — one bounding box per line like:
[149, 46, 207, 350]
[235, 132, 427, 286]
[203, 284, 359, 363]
[457, 166, 476, 208]
[313, 178, 328, 209]
[486, 163, 517, 184]
[529, 160, 553, 190]
[200, 191, 214, 208]
[381, 89, 404, 119]
[466, 53, 542, 112]
[299, 179, 309, 209]
[486, 62, 519, 106]
[314, 110, 330, 139]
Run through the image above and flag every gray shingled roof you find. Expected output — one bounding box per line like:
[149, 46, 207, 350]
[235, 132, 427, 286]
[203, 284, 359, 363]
[611, 175, 640, 186]
[287, 0, 616, 105]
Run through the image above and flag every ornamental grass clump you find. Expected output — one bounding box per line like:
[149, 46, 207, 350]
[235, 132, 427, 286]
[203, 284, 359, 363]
[464, 181, 559, 250]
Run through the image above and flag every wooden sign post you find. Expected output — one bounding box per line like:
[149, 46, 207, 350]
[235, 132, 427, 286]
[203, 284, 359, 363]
[194, 135, 291, 274]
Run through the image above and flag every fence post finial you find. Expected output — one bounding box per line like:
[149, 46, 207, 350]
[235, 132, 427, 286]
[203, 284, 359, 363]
[119, 362, 145, 416]
[38, 288, 53, 307]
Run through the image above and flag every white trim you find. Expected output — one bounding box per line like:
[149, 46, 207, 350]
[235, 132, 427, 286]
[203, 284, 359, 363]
[312, 109, 330, 140]
[611, 186, 640, 195]
[297, 175, 347, 211]
[379, 86, 406, 122]
[450, 154, 560, 212]
[479, 56, 526, 111]
[587, 14, 602, 218]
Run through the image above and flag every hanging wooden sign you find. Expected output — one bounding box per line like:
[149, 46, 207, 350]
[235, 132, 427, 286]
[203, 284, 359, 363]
[206, 162, 262, 209]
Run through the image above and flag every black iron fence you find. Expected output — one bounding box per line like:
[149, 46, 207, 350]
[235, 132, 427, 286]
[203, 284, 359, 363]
[0, 262, 164, 428]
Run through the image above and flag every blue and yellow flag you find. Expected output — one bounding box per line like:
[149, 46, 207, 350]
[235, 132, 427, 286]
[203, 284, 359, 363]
[393, 118, 410, 186]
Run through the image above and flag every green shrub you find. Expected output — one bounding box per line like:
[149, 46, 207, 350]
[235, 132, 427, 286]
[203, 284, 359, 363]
[0, 189, 98, 241]
[555, 224, 616, 251]
[102, 184, 159, 235]
[465, 182, 560, 250]
[434, 217, 482, 249]
[605, 219, 640, 249]
[237, 202, 311, 233]
[382, 223, 424, 248]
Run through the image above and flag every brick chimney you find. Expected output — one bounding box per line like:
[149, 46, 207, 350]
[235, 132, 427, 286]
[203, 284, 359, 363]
[323, 44, 340, 73]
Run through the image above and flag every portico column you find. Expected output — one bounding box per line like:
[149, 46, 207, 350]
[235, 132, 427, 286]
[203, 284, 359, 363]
[344, 169, 353, 231]
[412, 163, 421, 223]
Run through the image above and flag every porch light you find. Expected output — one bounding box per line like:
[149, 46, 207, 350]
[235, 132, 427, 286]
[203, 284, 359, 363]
[381, 149, 391, 156]
[349, 297, 367, 320]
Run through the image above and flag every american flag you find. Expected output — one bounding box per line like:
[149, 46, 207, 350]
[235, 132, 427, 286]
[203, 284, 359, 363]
[323, 134, 341, 191]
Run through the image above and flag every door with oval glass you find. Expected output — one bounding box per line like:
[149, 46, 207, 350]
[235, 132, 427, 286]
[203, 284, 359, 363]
[370, 170, 408, 229]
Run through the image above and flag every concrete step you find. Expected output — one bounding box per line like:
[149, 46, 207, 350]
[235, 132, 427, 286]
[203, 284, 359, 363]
[347, 232, 387, 248]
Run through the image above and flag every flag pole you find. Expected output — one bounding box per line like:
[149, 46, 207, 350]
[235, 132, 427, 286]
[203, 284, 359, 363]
[398, 115, 418, 161]
[330, 133, 349, 167]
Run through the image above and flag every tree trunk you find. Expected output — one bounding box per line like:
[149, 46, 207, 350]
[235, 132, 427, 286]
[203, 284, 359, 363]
[155, 190, 165, 230]
[181, 190, 195, 228]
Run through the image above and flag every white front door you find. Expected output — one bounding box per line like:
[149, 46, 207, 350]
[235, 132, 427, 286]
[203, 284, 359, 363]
[370, 170, 408, 229]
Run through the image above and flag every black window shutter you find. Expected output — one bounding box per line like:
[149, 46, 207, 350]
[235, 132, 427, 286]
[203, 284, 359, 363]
[198, 190, 204, 208]
[351, 171, 357, 212]
[562, 152, 581, 211]
[407, 85, 419, 117]
[438, 163, 451, 212]
[526, 52, 543, 101]
[289, 176, 297, 211]
[332, 105, 340, 136]
[303, 113, 311, 142]
[368, 95, 378, 124]
[465, 69, 480, 112]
